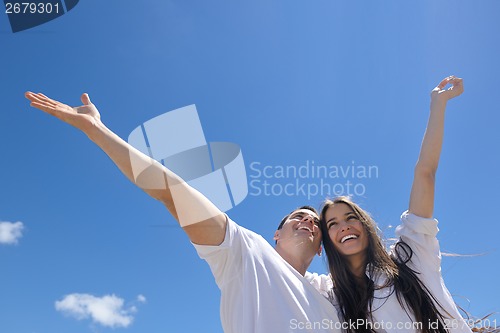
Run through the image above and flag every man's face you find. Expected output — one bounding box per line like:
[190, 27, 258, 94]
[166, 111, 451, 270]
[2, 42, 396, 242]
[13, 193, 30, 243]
[274, 209, 322, 253]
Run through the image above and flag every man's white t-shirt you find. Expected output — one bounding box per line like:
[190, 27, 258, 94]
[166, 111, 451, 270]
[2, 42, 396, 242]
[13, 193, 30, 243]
[193, 217, 340, 333]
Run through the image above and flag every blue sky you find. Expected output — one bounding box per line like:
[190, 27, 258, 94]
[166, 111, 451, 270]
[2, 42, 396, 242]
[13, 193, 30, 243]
[1, 1, 499, 332]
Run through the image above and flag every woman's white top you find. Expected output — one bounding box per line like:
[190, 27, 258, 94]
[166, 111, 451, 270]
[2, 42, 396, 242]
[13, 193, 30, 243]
[347, 211, 472, 333]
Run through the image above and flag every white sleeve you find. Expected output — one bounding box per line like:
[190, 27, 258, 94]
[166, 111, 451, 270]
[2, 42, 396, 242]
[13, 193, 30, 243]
[304, 272, 333, 298]
[394, 211, 441, 273]
[191, 216, 243, 289]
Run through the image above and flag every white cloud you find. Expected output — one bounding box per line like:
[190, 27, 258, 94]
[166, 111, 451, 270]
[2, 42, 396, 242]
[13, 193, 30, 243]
[137, 294, 147, 303]
[0, 221, 24, 245]
[55, 293, 145, 328]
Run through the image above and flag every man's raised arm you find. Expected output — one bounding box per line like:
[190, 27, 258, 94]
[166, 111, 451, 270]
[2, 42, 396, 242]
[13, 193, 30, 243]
[25, 92, 226, 245]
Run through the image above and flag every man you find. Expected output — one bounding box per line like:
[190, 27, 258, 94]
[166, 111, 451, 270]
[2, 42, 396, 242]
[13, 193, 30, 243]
[25, 92, 339, 332]
[194, 205, 336, 332]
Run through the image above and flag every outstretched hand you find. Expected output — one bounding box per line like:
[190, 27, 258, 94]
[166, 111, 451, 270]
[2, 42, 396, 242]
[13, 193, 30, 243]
[25, 92, 101, 132]
[431, 75, 464, 104]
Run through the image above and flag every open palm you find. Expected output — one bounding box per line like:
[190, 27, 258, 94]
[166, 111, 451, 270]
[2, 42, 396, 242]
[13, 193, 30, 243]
[25, 92, 101, 131]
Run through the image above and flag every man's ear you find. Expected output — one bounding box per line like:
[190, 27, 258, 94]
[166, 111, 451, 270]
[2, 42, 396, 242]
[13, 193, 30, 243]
[317, 245, 323, 257]
[273, 230, 280, 242]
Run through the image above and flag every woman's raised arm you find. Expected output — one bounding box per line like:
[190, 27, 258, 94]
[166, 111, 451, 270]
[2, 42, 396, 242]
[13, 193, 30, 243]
[408, 76, 464, 218]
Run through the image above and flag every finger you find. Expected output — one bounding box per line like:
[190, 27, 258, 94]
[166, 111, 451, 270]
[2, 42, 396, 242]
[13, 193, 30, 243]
[25, 92, 48, 105]
[437, 77, 452, 90]
[25, 91, 41, 102]
[37, 93, 59, 105]
[449, 77, 463, 89]
[29, 95, 59, 109]
[26, 92, 58, 107]
[36, 93, 60, 107]
[81, 93, 91, 105]
[451, 77, 463, 86]
[30, 102, 57, 116]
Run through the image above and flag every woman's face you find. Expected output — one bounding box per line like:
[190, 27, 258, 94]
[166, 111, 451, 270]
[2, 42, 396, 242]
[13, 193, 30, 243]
[324, 203, 369, 264]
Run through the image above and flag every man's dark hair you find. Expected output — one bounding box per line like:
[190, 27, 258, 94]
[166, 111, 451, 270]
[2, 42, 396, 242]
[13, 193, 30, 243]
[277, 205, 318, 230]
[275, 206, 319, 244]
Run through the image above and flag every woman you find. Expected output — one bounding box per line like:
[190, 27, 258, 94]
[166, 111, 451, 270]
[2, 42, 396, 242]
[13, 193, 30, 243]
[320, 76, 473, 333]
